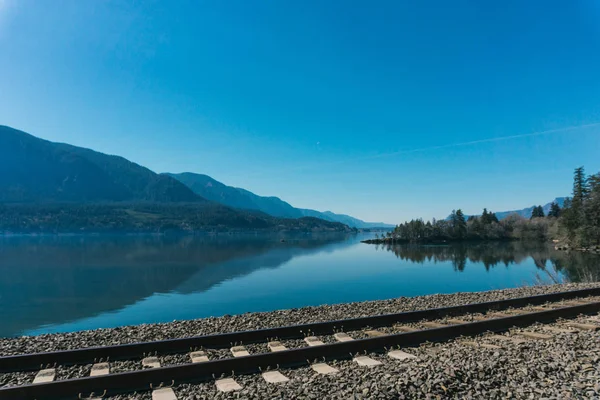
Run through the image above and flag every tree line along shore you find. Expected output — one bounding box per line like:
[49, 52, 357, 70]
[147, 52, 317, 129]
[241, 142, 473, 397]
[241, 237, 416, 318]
[364, 166, 600, 253]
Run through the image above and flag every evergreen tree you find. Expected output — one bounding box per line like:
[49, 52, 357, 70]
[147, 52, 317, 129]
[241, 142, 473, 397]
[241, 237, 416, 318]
[449, 210, 457, 226]
[481, 208, 489, 224]
[573, 166, 589, 203]
[531, 205, 545, 219]
[571, 167, 589, 225]
[425, 220, 433, 238]
[561, 167, 590, 240]
[454, 209, 467, 238]
[558, 166, 600, 244]
[582, 173, 600, 244]
[480, 208, 499, 224]
[548, 202, 561, 218]
[489, 212, 499, 223]
[561, 197, 578, 240]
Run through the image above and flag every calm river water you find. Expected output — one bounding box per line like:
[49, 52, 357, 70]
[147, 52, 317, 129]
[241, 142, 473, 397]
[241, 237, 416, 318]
[0, 233, 598, 337]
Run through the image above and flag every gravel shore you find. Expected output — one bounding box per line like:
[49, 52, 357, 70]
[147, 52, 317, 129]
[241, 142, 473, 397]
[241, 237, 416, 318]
[2, 283, 600, 399]
[2, 283, 600, 356]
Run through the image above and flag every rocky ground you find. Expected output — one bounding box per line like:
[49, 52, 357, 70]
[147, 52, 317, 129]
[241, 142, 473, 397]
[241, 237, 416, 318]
[2, 283, 600, 398]
[2, 283, 600, 357]
[109, 313, 600, 400]
[554, 243, 600, 255]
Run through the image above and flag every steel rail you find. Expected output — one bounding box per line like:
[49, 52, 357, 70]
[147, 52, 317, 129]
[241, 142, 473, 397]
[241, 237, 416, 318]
[1, 301, 599, 400]
[1, 287, 599, 373]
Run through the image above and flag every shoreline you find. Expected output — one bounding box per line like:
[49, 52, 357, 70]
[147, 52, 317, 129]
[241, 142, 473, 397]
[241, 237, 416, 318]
[2, 282, 599, 353]
[364, 237, 600, 256]
[0, 230, 358, 238]
[0, 229, 356, 236]
[361, 237, 516, 245]
[555, 243, 600, 255]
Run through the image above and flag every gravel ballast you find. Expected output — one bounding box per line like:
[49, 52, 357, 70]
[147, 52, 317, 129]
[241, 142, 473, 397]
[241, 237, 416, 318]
[2, 283, 600, 398]
[107, 318, 600, 400]
[113, 313, 600, 399]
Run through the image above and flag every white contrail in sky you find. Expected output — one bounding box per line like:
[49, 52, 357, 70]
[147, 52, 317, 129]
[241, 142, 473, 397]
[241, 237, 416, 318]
[365, 122, 600, 160]
[241, 121, 600, 179]
[292, 121, 600, 172]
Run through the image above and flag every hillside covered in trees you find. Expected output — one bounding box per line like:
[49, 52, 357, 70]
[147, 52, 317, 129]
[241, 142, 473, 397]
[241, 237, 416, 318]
[365, 167, 600, 247]
[0, 125, 368, 232]
[166, 172, 393, 228]
[0, 203, 354, 234]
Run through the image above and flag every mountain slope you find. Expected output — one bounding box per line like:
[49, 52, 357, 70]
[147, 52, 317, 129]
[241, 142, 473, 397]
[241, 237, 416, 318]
[0, 125, 201, 203]
[494, 198, 567, 220]
[165, 172, 393, 228]
[317, 211, 390, 229]
[0, 126, 352, 233]
[165, 173, 300, 217]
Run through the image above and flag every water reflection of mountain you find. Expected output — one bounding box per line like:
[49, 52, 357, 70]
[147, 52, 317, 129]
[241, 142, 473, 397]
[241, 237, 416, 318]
[0, 234, 353, 337]
[176, 243, 348, 293]
[377, 241, 600, 282]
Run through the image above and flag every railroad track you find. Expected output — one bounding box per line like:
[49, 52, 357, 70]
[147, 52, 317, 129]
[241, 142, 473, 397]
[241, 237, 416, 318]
[1, 287, 600, 400]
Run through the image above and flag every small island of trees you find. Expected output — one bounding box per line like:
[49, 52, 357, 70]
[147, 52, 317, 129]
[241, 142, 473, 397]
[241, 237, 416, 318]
[365, 166, 600, 249]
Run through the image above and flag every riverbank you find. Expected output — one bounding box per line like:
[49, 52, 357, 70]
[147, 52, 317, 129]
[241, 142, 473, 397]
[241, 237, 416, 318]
[2, 282, 599, 353]
[361, 237, 515, 245]
[555, 242, 600, 255]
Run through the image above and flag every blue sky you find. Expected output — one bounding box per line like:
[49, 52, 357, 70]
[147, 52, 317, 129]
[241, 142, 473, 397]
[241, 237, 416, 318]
[1, 0, 599, 223]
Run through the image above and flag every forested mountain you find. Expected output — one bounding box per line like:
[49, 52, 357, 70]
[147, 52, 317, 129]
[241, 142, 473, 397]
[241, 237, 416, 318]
[0, 126, 352, 233]
[0, 125, 384, 228]
[0, 125, 201, 203]
[166, 172, 393, 228]
[0, 203, 352, 233]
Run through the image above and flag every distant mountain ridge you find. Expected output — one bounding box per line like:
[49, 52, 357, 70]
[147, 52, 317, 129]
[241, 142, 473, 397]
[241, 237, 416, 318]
[493, 197, 567, 220]
[0, 125, 351, 233]
[0, 125, 202, 203]
[446, 198, 567, 221]
[165, 172, 393, 228]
